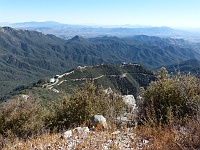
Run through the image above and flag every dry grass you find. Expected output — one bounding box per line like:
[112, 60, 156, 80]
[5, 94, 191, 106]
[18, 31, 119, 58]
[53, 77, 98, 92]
[134, 117, 200, 150]
[1, 117, 200, 150]
[174, 118, 200, 149]
[134, 126, 178, 150]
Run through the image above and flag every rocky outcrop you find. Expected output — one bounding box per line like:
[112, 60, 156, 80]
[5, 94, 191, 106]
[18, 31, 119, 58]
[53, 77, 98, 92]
[117, 95, 139, 126]
[122, 95, 136, 112]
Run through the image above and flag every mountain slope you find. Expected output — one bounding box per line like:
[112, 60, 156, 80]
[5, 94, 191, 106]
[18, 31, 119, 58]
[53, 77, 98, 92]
[0, 27, 200, 100]
[12, 64, 156, 101]
[0, 27, 85, 99]
[164, 59, 200, 77]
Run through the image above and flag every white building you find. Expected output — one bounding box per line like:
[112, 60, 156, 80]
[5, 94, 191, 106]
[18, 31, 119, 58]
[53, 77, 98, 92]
[50, 78, 55, 83]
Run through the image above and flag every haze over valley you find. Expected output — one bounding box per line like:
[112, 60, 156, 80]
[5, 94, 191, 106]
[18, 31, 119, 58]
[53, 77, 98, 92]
[2, 21, 200, 41]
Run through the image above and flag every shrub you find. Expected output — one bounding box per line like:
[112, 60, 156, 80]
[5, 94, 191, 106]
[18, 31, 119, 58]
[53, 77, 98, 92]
[45, 81, 126, 130]
[0, 82, 126, 138]
[0, 97, 46, 138]
[139, 67, 200, 126]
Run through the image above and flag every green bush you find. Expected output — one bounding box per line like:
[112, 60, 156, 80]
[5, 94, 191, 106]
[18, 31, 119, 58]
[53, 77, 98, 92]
[0, 82, 126, 137]
[45, 81, 126, 130]
[0, 97, 46, 138]
[140, 67, 200, 126]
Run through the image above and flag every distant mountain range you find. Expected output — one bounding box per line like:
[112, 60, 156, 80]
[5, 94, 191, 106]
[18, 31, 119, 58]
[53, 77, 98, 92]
[2, 21, 200, 40]
[0, 26, 200, 100]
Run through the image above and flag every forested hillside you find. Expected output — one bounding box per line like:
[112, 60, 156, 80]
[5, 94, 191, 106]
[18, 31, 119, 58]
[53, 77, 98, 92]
[13, 64, 155, 102]
[164, 59, 200, 77]
[0, 27, 200, 99]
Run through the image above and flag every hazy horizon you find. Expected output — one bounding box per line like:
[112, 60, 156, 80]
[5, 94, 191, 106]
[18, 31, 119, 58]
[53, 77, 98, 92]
[1, 0, 200, 28]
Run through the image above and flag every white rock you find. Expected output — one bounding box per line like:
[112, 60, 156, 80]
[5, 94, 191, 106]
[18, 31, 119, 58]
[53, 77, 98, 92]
[104, 87, 113, 94]
[64, 127, 89, 141]
[123, 95, 136, 106]
[143, 139, 149, 144]
[64, 130, 72, 138]
[122, 95, 136, 111]
[91, 115, 107, 129]
[73, 127, 90, 135]
[20, 94, 29, 100]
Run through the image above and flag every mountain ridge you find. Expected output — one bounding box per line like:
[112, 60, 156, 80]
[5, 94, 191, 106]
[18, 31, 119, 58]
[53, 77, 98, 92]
[10, 63, 156, 101]
[4, 21, 200, 40]
[0, 27, 200, 100]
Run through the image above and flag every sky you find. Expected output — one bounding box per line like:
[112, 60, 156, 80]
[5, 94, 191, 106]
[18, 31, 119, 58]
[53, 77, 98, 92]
[1, 0, 200, 28]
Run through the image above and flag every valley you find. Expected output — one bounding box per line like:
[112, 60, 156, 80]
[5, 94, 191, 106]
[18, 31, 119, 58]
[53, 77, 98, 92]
[0, 26, 200, 100]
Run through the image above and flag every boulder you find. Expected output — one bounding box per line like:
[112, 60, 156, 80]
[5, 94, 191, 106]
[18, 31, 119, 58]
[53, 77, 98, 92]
[91, 115, 107, 129]
[122, 95, 136, 112]
[119, 95, 139, 127]
[64, 130, 72, 139]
